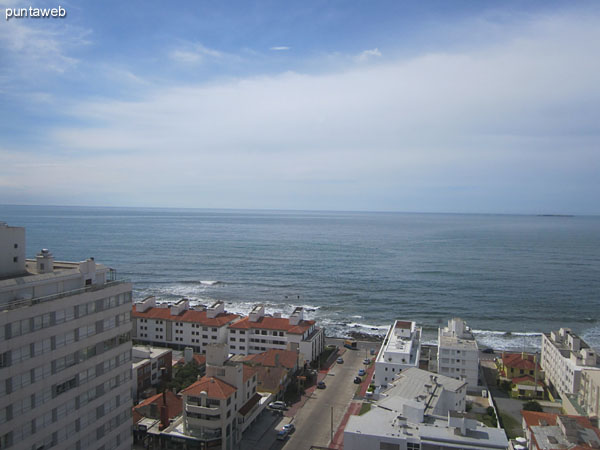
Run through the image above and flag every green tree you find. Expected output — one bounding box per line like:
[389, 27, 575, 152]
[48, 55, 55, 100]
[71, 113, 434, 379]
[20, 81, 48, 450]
[523, 400, 543, 412]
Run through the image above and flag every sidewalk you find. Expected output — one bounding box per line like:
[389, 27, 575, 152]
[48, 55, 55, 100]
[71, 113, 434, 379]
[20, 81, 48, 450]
[329, 402, 361, 449]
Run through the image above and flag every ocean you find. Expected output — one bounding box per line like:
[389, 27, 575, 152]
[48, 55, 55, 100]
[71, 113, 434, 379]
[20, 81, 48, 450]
[2, 205, 599, 352]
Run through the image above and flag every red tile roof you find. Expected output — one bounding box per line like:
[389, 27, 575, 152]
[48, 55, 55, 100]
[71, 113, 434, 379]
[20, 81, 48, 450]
[229, 316, 314, 335]
[253, 366, 288, 393]
[134, 391, 183, 420]
[242, 349, 298, 370]
[396, 321, 412, 329]
[133, 305, 239, 327]
[502, 352, 540, 370]
[512, 375, 543, 386]
[181, 376, 237, 399]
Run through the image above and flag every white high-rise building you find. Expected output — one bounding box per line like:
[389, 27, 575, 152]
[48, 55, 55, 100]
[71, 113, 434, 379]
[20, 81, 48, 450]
[0, 223, 133, 450]
[437, 318, 480, 389]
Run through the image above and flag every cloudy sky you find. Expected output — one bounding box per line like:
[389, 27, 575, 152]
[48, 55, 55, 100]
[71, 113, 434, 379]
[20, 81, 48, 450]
[1, 0, 599, 214]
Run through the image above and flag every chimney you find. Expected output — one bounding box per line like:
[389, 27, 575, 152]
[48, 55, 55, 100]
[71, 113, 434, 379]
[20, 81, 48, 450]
[160, 402, 169, 430]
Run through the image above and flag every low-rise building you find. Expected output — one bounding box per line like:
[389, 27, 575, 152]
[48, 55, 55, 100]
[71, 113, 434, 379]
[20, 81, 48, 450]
[239, 348, 300, 395]
[132, 297, 239, 352]
[344, 368, 506, 450]
[437, 318, 480, 389]
[133, 391, 183, 446]
[374, 320, 421, 387]
[497, 352, 544, 399]
[541, 328, 599, 398]
[522, 410, 600, 450]
[158, 343, 268, 450]
[228, 305, 324, 363]
[132, 345, 173, 401]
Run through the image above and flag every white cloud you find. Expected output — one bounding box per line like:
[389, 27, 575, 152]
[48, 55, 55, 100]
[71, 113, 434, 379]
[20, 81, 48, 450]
[3, 12, 600, 212]
[169, 43, 227, 64]
[270, 46, 290, 51]
[354, 48, 382, 62]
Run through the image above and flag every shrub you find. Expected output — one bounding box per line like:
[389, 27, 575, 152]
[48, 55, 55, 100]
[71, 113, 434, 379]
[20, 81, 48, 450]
[523, 400, 543, 412]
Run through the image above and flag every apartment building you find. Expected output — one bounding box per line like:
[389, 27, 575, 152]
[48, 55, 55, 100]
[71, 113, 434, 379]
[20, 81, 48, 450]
[579, 368, 600, 420]
[541, 328, 599, 398]
[132, 297, 239, 352]
[132, 345, 173, 401]
[227, 305, 324, 363]
[158, 343, 266, 450]
[344, 368, 507, 450]
[374, 320, 421, 387]
[0, 223, 132, 450]
[437, 318, 480, 389]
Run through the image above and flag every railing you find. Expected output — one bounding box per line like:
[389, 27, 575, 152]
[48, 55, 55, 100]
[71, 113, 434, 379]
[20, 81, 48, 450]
[1, 279, 130, 312]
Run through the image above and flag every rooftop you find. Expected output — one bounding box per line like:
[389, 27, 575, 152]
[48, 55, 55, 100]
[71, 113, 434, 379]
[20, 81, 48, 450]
[181, 376, 237, 400]
[229, 315, 315, 334]
[241, 349, 299, 370]
[132, 305, 239, 327]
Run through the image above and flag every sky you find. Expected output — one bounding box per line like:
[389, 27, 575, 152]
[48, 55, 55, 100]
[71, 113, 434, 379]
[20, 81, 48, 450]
[0, 0, 599, 214]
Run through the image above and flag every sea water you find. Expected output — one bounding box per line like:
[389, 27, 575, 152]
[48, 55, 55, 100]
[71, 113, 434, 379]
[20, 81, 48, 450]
[2, 205, 599, 351]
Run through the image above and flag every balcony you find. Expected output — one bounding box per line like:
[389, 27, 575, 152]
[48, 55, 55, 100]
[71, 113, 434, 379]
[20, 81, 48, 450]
[186, 404, 220, 416]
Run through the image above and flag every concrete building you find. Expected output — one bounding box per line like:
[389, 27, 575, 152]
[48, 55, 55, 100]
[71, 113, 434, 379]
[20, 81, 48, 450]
[132, 297, 239, 352]
[132, 345, 173, 401]
[374, 320, 422, 387]
[522, 410, 600, 450]
[344, 368, 507, 450]
[437, 318, 480, 390]
[0, 223, 132, 450]
[541, 328, 599, 398]
[227, 305, 325, 363]
[158, 343, 268, 450]
[579, 368, 600, 421]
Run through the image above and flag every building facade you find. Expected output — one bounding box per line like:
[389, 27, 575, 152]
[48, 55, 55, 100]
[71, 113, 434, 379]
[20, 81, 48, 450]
[0, 223, 132, 450]
[541, 328, 599, 398]
[132, 297, 239, 352]
[374, 320, 422, 387]
[579, 368, 600, 420]
[159, 343, 266, 450]
[437, 318, 479, 389]
[522, 410, 600, 450]
[228, 305, 324, 363]
[132, 345, 173, 401]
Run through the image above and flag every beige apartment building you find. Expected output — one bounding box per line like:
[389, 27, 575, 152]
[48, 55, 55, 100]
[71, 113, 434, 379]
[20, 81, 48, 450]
[579, 368, 600, 420]
[0, 222, 133, 450]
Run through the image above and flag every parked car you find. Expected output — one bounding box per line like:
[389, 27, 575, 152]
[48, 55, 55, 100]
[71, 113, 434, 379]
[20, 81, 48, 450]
[277, 429, 289, 441]
[358, 369, 366, 376]
[317, 381, 326, 389]
[370, 348, 376, 355]
[337, 357, 344, 364]
[363, 358, 371, 365]
[354, 376, 362, 384]
[283, 423, 296, 433]
[269, 401, 287, 410]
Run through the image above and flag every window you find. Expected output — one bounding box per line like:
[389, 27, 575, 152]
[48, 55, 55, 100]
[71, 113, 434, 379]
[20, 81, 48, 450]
[14, 243, 18, 248]
[13, 257, 18, 263]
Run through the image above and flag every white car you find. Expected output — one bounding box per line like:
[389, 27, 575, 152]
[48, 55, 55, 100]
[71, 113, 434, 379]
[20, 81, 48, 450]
[269, 401, 287, 410]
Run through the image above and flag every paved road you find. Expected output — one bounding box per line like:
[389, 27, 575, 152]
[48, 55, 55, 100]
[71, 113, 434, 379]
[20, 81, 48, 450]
[282, 342, 373, 449]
